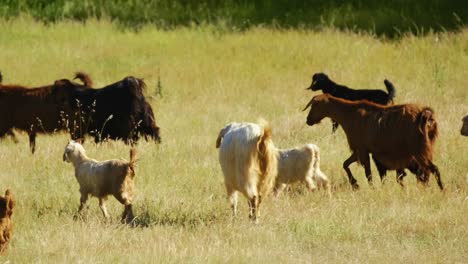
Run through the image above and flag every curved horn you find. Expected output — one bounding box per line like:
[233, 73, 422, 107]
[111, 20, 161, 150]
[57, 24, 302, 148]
[302, 98, 314, 111]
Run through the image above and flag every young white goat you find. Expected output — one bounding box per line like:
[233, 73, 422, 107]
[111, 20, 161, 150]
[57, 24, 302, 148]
[62, 140, 137, 223]
[216, 121, 278, 222]
[274, 144, 330, 196]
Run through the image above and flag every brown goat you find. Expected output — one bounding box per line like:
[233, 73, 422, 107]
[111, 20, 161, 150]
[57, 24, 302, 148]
[0, 189, 15, 253]
[304, 94, 443, 190]
[0, 73, 91, 153]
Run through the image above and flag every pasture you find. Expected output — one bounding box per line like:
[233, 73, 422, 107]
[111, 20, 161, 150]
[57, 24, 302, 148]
[0, 17, 467, 262]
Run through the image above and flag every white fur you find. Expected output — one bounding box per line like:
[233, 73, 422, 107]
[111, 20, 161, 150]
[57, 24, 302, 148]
[216, 122, 278, 222]
[275, 144, 330, 196]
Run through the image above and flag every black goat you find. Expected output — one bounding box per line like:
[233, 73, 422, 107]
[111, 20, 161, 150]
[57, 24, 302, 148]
[307, 73, 395, 104]
[66, 76, 161, 144]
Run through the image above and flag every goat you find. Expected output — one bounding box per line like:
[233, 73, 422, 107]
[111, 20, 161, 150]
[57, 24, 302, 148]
[307, 73, 395, 132]
[306, 73, 421, 184]
[67, 76, 161, 144]
[0, 72, 18, 144]
[274, 144, 330, 197]
[307, 73, 395, 104]
[216, 121, 278, 222]
[304, 94, 443, 190]
[63, 140, 138, 223]
[461, 115, 468, 136]
[0, 189, 15, 253]
[0, 75, 88, 153]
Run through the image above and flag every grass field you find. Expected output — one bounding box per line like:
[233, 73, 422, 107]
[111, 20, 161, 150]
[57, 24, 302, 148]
[0, 17, 467, 262]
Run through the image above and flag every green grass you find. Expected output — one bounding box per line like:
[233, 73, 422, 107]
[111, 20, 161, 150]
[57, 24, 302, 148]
[0, 17, 467, 262]
[0, 0, 467, 37]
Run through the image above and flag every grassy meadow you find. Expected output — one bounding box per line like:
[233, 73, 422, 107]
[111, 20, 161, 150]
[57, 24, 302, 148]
[0, 17, 467, 262]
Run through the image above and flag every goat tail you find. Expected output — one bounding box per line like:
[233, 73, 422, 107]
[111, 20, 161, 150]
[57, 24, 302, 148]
[128, 148, 138, 178]
[418, 108, 439, 143]
[216, 125, 230, 148]
[256, 120, 278, 198]
[384, 79, 396, 103]
[73, 72, 93, 87]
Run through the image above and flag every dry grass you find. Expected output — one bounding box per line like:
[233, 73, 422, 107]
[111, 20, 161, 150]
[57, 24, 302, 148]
[0, 17, 467, 263]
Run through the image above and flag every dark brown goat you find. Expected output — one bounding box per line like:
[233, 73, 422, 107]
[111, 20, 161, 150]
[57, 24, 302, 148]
[0, 73, 89, 153]
[304, 94, 443, 190]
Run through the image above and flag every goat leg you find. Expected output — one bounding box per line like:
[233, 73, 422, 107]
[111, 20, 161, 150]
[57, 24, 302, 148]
[121, 204, 134, 224]
[273, 183, 287, 197]
[430, 163, 444, 191]
[74, 193, 88, 220]
[343, 153, 359, 189]
[29, 132, 36, 154]
[248, 196, 259, 224]
[396, 170, 407, 187]
[99, 197, 110, 219]
[361, 154, 373, 186]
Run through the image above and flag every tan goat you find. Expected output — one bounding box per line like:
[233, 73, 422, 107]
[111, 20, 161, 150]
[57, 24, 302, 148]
[275, 144, 330, 196]
[63, 140, 137, 223]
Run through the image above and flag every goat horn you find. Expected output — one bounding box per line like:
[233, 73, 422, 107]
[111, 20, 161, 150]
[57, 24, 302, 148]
[302, 99, 314, 111]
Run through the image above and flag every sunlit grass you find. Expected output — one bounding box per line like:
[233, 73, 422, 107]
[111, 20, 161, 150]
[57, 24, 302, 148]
[0, 17, 467, 262]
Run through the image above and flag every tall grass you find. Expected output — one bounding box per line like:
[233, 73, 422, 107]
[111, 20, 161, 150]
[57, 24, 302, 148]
[0, 17, 467, 262]
[0, 0, 467, 37]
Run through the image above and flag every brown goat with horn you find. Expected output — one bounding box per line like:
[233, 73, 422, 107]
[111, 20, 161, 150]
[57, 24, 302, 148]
[304, 94, 443, 190]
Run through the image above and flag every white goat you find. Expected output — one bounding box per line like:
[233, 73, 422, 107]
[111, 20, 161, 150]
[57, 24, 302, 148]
[274, 144, 330, 196]
[62, 140, 137, 223]
[216, 121, 278, 222]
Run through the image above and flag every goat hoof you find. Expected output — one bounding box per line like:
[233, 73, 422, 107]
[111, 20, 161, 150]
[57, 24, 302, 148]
[352, 184, 360, 190]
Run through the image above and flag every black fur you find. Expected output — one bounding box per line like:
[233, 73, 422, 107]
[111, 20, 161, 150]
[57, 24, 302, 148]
[307, 73, 395, 105]
[64, 77, 161, 144]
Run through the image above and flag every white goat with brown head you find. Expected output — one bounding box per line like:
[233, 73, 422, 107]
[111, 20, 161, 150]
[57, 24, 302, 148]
[63, 140, 137, 223]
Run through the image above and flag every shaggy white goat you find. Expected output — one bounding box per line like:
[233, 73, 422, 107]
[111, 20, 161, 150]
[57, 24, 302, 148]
[274, 144, 330, 196]
[63, 140, 137, 223]
[216, 121, 278, 222]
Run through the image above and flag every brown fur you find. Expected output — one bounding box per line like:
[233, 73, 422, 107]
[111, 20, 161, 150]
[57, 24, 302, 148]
[0, 189, 15, 253]
[73, 72, 93, 87]
[256, 122, 278, 199]
[0, 74, 90, 153]
[63, 141, 138, 223]
[304, 94, 443, 190]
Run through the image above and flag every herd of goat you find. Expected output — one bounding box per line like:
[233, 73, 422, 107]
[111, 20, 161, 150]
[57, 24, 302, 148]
[0, 71, 161, 153]
[1, 71, 467, 251]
